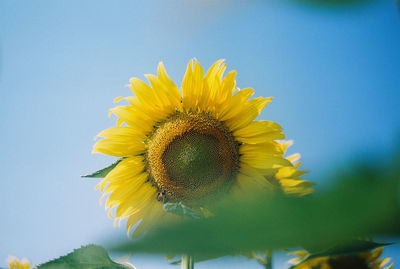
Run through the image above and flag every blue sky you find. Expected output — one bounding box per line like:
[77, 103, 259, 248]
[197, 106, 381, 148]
[0, 0, 399, 268]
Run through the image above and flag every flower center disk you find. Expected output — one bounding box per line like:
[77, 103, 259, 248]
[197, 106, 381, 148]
[163, 132, 222, 187]
[146, 112, 240, 203]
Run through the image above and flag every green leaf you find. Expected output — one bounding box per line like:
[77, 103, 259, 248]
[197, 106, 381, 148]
[82, 159, 123, 178]
[290, 0, 376, 8]
[163, 202, 202, 219]
[108, 174, 399, 256]
[37, 244, 131, 269]
[107, 150, 400, 257]
[290, 240, 392, 268]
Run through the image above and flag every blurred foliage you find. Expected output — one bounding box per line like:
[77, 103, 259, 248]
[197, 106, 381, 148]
[287, 0, 377, 8]
[33, 149, 400, 268]
[107, 151, 400, 257]
[163, 202, 203, 219]
[37, 245, 130, 269]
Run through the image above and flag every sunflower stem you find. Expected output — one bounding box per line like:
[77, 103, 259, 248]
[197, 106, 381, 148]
[265, 250, 272, 269]
[181, 254, 194, 269]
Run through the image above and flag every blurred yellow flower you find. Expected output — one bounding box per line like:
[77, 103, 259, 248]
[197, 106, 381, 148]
[290, 247, 393, 269]
[93, 59, 314, 237]
[265, 140, 314, 197]
[7, 256, 31, 269]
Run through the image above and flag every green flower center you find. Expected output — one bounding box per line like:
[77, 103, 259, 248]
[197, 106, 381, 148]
[162, 132, 223, 189]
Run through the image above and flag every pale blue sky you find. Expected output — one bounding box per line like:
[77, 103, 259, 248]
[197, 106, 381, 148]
[0, 0, 399, 268]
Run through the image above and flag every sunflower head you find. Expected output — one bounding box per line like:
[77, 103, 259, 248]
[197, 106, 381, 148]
[92, 59, 313, 236]
[146, 111, 240, 204]
[289, 248, 393, 269]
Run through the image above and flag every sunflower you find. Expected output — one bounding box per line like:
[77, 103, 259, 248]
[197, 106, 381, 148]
[7, 256, 31, 269]
[289, 248, 393, 269]
[266, 140, 314, 197]
[93, 59, 313, 237]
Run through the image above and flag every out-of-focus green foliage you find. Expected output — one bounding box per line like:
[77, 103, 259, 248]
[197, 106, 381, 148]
[108, 153, 400, 257]
[163, 202, 203, 219]
[37, 245, 130, 269]
[287, 0, 376, 8]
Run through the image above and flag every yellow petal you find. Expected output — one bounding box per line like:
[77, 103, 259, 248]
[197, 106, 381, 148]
[236, 172, 274, 192]
[113, 96, 124, 103]
[129, 77, 162, 109]
[234, 120, 282, 137]
[217, 88, 254, 121]
[109, 106, 154, 134]
[105, 173, 149, 208]
[240, 142, 289, 171]
[215, 70, 237, 108]
[279, 179, 315, 188]
[96, 157, 145, 192]
[157, 62, 182, 105]
[132, 200, 165, 238]
[92, 138, 145, 157]
[237, 132, 284, 144]
[116, 184, 156, 219]
[202, 59, 225, 109]
[279, 140, 294, 154]
[225, 97, 273, 131]
[378, 257, 392, 267]
[275, 166, 297, 179]
[280, 185, 315, 196]
[94, 126, 146, 141]
[241, 155, 291, 170]
[126, 208, 147, 235]
[145, 73, 180, 112]
[104, 156, 145, 183]
[367, 247, 383, 263]
[286, 153, 301, 164]
[240, 142, 284, 156]
[182, 59, 205, 111]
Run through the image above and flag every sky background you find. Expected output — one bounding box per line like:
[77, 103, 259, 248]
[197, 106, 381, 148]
[0, 0, 399, 268]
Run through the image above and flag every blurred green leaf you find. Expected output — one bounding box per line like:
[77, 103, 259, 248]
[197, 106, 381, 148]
[38, 245, 130, 269]
[82, 159, 123, 178]
[163, 202, 202, 219]
[107, 157, 400, 256]
[289, 0, 376, 8]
